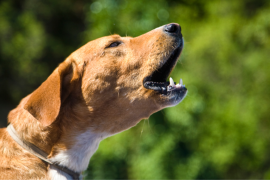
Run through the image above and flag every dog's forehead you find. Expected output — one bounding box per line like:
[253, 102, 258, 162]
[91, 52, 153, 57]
[99, 34, 122, 43]
[101, 34, 133, 42]
[84, 34, 133, 48]
[108, 34, 121, 39]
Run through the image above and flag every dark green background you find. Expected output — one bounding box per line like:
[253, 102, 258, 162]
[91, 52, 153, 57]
[0, 0, 270, 179]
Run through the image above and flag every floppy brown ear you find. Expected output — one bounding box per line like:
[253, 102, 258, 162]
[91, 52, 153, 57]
[24, 59, 79, 126]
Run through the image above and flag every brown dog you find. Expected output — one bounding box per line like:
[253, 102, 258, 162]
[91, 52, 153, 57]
[0, 23, 187, 179]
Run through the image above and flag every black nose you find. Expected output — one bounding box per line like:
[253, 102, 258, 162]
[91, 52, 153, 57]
[164, 23, 181, 35]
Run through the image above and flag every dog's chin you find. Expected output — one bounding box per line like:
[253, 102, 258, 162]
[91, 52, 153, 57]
[160, 87, 187, 107]
[143, 38, 187, 106]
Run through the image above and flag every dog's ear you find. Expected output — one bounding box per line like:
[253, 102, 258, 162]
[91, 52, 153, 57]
[24, 59, 80, 126]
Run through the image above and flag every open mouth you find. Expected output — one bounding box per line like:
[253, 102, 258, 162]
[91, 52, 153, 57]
[143, 42, 187, 96]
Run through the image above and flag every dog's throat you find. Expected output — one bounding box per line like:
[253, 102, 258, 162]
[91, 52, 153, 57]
[48, 130, 111, 175]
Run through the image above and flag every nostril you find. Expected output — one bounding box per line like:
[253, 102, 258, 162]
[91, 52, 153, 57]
[164, 23, 180, 33]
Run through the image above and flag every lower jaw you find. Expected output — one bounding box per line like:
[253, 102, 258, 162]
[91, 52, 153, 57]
[160, 88, 188, 106]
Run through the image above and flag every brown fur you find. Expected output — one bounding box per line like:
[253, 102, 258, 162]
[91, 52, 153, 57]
[0, 25, 183, 179]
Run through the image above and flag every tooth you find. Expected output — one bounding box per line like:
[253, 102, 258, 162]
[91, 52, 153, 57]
[179, 79, 183, 85]
[170, 77, 175, 86]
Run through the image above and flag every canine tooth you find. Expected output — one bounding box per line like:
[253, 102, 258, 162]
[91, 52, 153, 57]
[169, 77, 175, 86]
[180, 79, 183, 85]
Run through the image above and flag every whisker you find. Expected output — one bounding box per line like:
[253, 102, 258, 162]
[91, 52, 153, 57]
[140, 119, 146, 137]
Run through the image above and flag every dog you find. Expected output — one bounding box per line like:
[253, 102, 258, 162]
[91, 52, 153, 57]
[0, 23, 187, 179]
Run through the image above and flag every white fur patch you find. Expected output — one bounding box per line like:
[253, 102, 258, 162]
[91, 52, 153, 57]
[48, 130, 111, 180]
[48, 166, 74, 180]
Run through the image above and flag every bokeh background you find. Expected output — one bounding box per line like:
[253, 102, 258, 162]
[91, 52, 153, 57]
[1, 0, 270, 179]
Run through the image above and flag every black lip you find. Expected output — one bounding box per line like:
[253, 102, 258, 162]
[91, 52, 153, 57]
[143, 81, 168, 94]
[143, 44, 184, 95]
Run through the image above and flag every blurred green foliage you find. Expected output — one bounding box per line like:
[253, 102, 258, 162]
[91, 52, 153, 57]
[0, 0, 270, 179]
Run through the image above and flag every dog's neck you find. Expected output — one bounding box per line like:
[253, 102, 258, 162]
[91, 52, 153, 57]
[47, 104, 114, 178]
[9, 95, 144, 179]
[8, 96, 113, 179]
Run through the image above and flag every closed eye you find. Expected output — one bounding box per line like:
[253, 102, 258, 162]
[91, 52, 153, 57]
[106, 41, 122, 48]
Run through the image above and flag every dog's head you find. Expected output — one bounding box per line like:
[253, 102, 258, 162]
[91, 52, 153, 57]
[24, 23, 187, 134]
